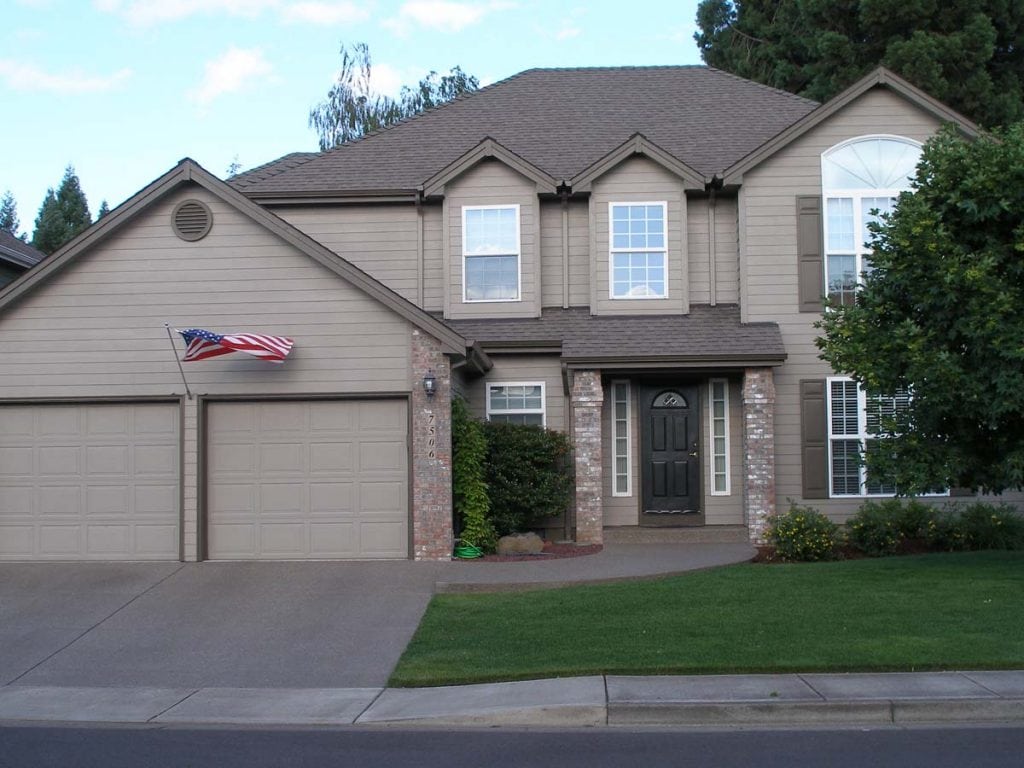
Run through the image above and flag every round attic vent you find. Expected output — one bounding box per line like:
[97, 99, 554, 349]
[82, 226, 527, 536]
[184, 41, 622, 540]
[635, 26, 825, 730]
[172, 200, 213, 241]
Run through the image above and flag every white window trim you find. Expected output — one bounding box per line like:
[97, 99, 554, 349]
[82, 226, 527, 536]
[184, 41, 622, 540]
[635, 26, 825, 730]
[708, 379, 730, 496]
[608, 200, 668, 300]
[821, 135, 923, 305]
[611, 380, 632, 497]
[486, 381, 546, 426]
[462, 203, 522, 303]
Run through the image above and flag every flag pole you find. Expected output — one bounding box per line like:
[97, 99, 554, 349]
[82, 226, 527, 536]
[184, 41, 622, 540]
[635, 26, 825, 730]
[164, 323, 193, 400]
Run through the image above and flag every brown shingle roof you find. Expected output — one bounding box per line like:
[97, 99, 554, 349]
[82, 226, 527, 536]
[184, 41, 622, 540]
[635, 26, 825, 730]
[0, 231, 44, 269]
[446, 305, 786, 365]
[231, 67, 818, 197]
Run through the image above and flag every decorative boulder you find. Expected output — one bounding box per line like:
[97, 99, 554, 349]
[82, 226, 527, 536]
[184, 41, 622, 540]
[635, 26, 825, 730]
[497, 532, 545, 556]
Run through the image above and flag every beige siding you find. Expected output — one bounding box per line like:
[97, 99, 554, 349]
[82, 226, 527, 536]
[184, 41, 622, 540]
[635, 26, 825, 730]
[539, 201, 564, 308]
[739, 87, 943, 521]
[274, 204, 420, 305]
[463, 354, 566, 432]
[422, 204, 444, 312]
[538, 199, 590, 309]
[444, 161, 540, 320]
[0, 186, 415, 558]
[591, 156, 687, 315]
[688, 197, 711, 305]
[715, 196, 740, 304]
[567, 200, 590, 307]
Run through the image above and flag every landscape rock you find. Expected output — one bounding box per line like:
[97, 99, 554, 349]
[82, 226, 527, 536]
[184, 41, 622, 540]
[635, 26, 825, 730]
[497, 532, 545, 556]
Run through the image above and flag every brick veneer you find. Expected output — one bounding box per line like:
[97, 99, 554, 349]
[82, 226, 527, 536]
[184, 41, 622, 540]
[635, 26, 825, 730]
[410, 328, 453, 561]
[571, 370, 604, 545]
[742, 367, 776, 544]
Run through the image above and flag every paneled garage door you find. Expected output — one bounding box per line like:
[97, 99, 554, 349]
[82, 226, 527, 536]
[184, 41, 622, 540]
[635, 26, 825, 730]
[0, 403, 180, 560]
[206, 399, 409, 559]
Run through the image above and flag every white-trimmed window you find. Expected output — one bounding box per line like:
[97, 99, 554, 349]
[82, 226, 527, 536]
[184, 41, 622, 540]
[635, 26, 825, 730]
[611, 380, 631, 496]
[822, 136, 921, 305]
[708, 379, 730, 495]
[609, 202, 667, 299]
[827, 376, 911, 497]
[486, 382, 545, 426]
[463, 205, 521, 302]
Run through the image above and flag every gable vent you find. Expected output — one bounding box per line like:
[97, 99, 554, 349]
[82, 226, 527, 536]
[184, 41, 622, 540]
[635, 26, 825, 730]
[172, 200, 213, 241]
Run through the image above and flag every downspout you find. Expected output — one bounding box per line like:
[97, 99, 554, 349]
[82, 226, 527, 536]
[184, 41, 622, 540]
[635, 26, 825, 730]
[560, 186, 570, 309]
[415, 190, 424, 308]
[708, 185, 717, 307]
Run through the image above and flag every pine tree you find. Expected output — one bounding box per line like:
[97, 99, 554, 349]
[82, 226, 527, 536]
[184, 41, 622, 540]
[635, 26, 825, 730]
[0, 191, 18, 235]
[31, 165, 92, 255]
[97, 200, 110, 219]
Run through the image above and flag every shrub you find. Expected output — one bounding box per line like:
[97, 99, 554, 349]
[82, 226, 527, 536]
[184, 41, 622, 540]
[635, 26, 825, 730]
[451, 398, 496, 552]
[481, 420, 573, 536]
[848, 500, 904, 556]
[893, 499, 935, 538]
[958, 502, 1024, 551]
[766, 503, 840, 562]
[925, 507, 970, 552]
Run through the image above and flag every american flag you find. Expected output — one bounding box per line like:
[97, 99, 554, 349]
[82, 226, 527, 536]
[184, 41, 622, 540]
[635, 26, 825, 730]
[176, 328, 294, 364]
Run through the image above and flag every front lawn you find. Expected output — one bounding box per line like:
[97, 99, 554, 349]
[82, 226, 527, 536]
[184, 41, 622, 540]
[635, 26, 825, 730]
[390, 552, 1024, 687]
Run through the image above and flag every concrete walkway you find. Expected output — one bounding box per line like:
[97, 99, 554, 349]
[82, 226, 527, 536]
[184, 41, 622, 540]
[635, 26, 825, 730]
[0, 672, 1021, 727]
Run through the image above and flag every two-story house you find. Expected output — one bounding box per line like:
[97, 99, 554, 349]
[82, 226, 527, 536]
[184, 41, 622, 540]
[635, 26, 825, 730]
[0, 66, 979, 562]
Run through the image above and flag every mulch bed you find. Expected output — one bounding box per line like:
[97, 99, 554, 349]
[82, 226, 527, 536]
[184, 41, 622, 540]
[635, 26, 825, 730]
[466, 542, 603, 562]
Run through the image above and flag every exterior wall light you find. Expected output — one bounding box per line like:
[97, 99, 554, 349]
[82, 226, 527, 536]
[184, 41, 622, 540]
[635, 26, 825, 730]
[423, 370, 437, 397]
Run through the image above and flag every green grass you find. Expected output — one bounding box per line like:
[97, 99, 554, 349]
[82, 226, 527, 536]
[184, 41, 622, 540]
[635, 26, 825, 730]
[390, 552, 1024, 687]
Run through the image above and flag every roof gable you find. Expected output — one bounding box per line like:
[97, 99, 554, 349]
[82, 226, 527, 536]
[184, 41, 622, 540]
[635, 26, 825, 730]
[570, 134, 707, 191]
[723, 67, 981, 184]
[0, 231, 44, 270]
[421, 137, 558, 197]
[0, 159, 467, 355]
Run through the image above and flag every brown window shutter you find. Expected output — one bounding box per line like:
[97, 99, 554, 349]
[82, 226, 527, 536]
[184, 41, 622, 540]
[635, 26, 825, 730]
[801, 379, 828, 498]
[797, 196, 824, 313]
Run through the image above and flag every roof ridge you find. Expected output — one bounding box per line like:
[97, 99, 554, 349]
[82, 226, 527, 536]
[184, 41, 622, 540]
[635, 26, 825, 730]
[229, 152, 319, 188]
[705, 66, 820, 107]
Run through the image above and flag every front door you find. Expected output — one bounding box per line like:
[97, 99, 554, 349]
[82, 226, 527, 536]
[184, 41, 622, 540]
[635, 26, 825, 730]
[640, 385, 702, 523]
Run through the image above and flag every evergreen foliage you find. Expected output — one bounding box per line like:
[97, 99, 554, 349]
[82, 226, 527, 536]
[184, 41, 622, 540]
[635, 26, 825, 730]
[451, 397, 496, 552]
[0, 191, 19, 235]
[97, 200, 110, 219]
[309, 42, 478, 150]
[31, 165, 92, 255]
[695, 0, 1024, 127]
[817, 124, 1024, 493]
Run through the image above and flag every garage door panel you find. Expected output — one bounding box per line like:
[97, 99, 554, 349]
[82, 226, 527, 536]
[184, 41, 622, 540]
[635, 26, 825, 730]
[359, 441, 406, 473]
[260, 443, 305, 473]
[207, 399, 408, 560]
[0, 403, 180, 561]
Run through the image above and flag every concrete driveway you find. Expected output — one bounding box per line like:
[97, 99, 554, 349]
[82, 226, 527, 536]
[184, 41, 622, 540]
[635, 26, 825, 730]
[0, 562, 447, 689]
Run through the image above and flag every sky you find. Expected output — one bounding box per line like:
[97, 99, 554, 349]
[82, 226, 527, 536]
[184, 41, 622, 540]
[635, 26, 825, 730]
[3, 0, 704, 237]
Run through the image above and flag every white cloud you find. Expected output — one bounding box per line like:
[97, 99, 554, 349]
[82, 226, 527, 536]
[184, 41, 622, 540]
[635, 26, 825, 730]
[555, 25, 580, 40]
[383, 1, 514, 35]
[0, 60, 132, 94]
[367, 62, 407, 98]
[96, 0, 366, 26]
[189, 47, 273, 106]
[280, 1, 369, 24]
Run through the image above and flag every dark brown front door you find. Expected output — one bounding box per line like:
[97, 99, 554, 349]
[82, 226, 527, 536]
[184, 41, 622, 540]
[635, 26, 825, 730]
[640, 385, 702, 522]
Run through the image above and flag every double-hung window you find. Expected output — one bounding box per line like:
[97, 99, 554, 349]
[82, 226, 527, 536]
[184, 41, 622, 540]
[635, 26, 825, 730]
[609, 202, 667, 299]
[822, 137, 921, 305]
[463, 205, 520, 302]
[827, 377, 910, 496]
[486, 382, 545, 426]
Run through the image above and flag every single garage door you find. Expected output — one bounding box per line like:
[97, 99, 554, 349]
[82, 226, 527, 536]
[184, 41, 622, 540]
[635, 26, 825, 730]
[206, 399, 409, 559]
[0, 403, 180, 560]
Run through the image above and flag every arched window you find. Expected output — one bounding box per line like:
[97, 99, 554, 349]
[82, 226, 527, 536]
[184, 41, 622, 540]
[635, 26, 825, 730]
[821, 136, 921, 305]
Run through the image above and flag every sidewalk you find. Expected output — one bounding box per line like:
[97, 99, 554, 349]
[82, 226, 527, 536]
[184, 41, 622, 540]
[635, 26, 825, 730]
[1, 671, 1021, 727]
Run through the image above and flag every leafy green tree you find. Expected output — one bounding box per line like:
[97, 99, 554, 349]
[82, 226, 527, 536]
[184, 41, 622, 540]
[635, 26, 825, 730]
[695, 0, 1024, 127]
[31, 165, 92, 255]
[0, 191, 19, 235]
[817, 124, 1024, 494]
[309, 42, 478, 150]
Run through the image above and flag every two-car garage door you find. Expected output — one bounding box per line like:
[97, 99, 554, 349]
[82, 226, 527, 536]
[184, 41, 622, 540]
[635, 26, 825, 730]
[0, 399, 409, 561]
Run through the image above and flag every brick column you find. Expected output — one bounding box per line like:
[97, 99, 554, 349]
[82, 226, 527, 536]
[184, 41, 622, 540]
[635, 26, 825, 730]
[742, 367, 777, 544]
[571, 370, 604, 545]
[410, 328, 453, 561]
